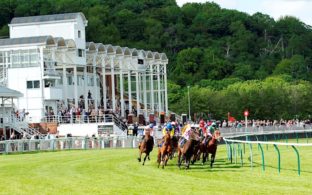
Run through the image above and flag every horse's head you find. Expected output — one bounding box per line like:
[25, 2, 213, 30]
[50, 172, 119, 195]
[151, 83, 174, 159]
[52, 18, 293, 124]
[164, 132, 171, 143]
[213, 129, 222, 142]
[190, 130, 200, 142]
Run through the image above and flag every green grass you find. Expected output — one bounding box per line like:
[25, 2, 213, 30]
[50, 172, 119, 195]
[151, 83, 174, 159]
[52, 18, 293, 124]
[0, 140, 312, 195]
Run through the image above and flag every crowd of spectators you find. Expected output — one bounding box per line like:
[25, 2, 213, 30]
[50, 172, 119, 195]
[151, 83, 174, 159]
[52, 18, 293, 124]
[216, 119, 312, 129]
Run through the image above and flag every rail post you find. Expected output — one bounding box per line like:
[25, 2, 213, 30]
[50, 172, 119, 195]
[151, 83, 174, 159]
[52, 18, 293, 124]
[5, 140, 8, 154]
[285, 133, 288, 148]
[305, 131, 308, 144]
[273, 144, 280, 174]
[295, 132, 299, 143]
[229, 143, 233, 163]
[249, 143, 253, 169]
[238, 143, 243, 166]
[264, 135, 268, 150]
[235, 143, 238, 164]
[258, 143, 265, 172]
[225, 141, 230, 161]
[273, 134, 277, 141]
[291, 145, 300, 176]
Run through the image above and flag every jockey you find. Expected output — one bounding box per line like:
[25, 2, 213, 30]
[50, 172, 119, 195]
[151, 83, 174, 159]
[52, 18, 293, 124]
[162, 123, 175, 137]
[179, 124, 192, 148]
[199, 120, 207, 137]
[207, 122, 217, 139]
[142, 124, 153, 140]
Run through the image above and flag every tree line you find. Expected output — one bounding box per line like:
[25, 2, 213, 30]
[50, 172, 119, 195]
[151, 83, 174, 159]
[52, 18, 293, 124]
[0, 0, 312, 119]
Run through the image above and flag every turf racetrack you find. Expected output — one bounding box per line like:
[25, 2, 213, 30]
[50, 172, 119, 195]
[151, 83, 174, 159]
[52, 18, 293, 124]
[0, 141, 311, 194]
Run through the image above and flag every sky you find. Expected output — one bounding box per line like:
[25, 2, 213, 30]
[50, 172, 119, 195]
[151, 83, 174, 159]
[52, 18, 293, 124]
[176, 0, 312, 26]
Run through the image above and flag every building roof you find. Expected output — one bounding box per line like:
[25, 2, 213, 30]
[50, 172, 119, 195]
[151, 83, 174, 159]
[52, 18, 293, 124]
[0, 36, 55, 47]
[10, 12, 87, 25]
[0, 86, 23, 98]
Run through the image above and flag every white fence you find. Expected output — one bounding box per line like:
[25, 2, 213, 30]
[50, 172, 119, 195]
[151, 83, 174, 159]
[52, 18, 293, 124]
[0, 136, 143, 154]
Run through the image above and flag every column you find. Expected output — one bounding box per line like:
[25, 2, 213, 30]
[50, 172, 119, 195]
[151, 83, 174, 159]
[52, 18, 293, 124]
[119, 61, 125, 117]
[157, 64, 162, 113]
[102, 57, 107, 110]
[62, 65, 68, 107]
[74, 66, 78, 108]
[83, 66, 88, 110]
[111, 57, 116, 111]
[143, 72, 147, 117]
[93, 56, 98, 109]
[128, 70, 132, 113]
[135, 72, 140, 115]
[164, 63, 168, 113]
[150, 63, 154, 112]
[39, 47, 45, 119]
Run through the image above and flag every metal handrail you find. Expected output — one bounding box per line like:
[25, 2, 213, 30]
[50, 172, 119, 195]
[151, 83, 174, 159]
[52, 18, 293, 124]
[8, 114, 44, 139]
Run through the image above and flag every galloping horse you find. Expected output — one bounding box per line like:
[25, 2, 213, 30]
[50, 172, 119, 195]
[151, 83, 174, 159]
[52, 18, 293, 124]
[177, 130, 200, 169]
[138, 133, 154, 165]
[157, 133, 172, 169]
[170, 135, 179, 159]
[196, 129, 222, 167]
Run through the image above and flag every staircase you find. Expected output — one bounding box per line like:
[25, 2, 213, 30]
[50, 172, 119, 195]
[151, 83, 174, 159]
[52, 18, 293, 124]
[168, 110, 182, 123]
[111, 113, 128, 131]
[9, 115, 45, 139]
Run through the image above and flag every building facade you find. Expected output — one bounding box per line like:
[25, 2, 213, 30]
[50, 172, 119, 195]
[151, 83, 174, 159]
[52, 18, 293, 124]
[0, 12, 168, 123]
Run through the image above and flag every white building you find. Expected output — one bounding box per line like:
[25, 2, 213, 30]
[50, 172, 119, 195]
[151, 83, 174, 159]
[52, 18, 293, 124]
[0, 13, 169, 134]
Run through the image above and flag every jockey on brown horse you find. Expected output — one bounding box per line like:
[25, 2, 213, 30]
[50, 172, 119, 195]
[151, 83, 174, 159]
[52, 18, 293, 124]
[138, 125, 154, 165]
[157, 130, 172, 169]
[194, 125, 222, 167]
[177, 124, 200, 169]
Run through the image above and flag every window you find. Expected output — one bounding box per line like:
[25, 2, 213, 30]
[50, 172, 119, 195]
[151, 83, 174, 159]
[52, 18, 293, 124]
[138, 59, 144, 64]
[27, 81, 33, 89]
[34, 80, 40, 88]
[26, 80, 40, 89]
[78, 30, 81, 38]
[67, 76, 73, 85]
[78, 49, 84, 57]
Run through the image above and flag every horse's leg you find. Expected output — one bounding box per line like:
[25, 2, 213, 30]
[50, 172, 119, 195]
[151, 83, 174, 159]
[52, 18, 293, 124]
[210, 153, 215, 168]
[197, 150, 201, 161]
[202, 152, 206, 165]
[137, 150, 142, 162]
[157, 150, 161, 168]
[185, 156, 190, 169]
[211, 147, 218, 168]
[165, 154, 169, 166]
[178, 150, 182, 168]
[161, 153, 165, 169]
[143, 153, 148, 165]
[191, 152, 198, 165]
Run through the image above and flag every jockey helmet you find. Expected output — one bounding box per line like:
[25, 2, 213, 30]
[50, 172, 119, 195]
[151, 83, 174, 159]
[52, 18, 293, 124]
[166, 123, 173, 130]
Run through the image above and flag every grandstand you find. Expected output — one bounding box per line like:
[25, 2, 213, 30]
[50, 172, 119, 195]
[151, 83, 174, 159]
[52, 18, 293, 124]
[0, 13, 168, 137]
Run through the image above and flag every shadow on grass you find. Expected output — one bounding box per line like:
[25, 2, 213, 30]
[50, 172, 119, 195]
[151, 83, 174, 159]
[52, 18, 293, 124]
[251, 159, 312, 174]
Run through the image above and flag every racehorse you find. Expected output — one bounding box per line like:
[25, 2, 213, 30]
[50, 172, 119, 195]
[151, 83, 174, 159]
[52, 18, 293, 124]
[137, 133, 154, 165]
[194, 130, 222, 167]
[170, 135, 179, 159]
[157, 133, 172, 169]
[177, 130, 200, 169]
